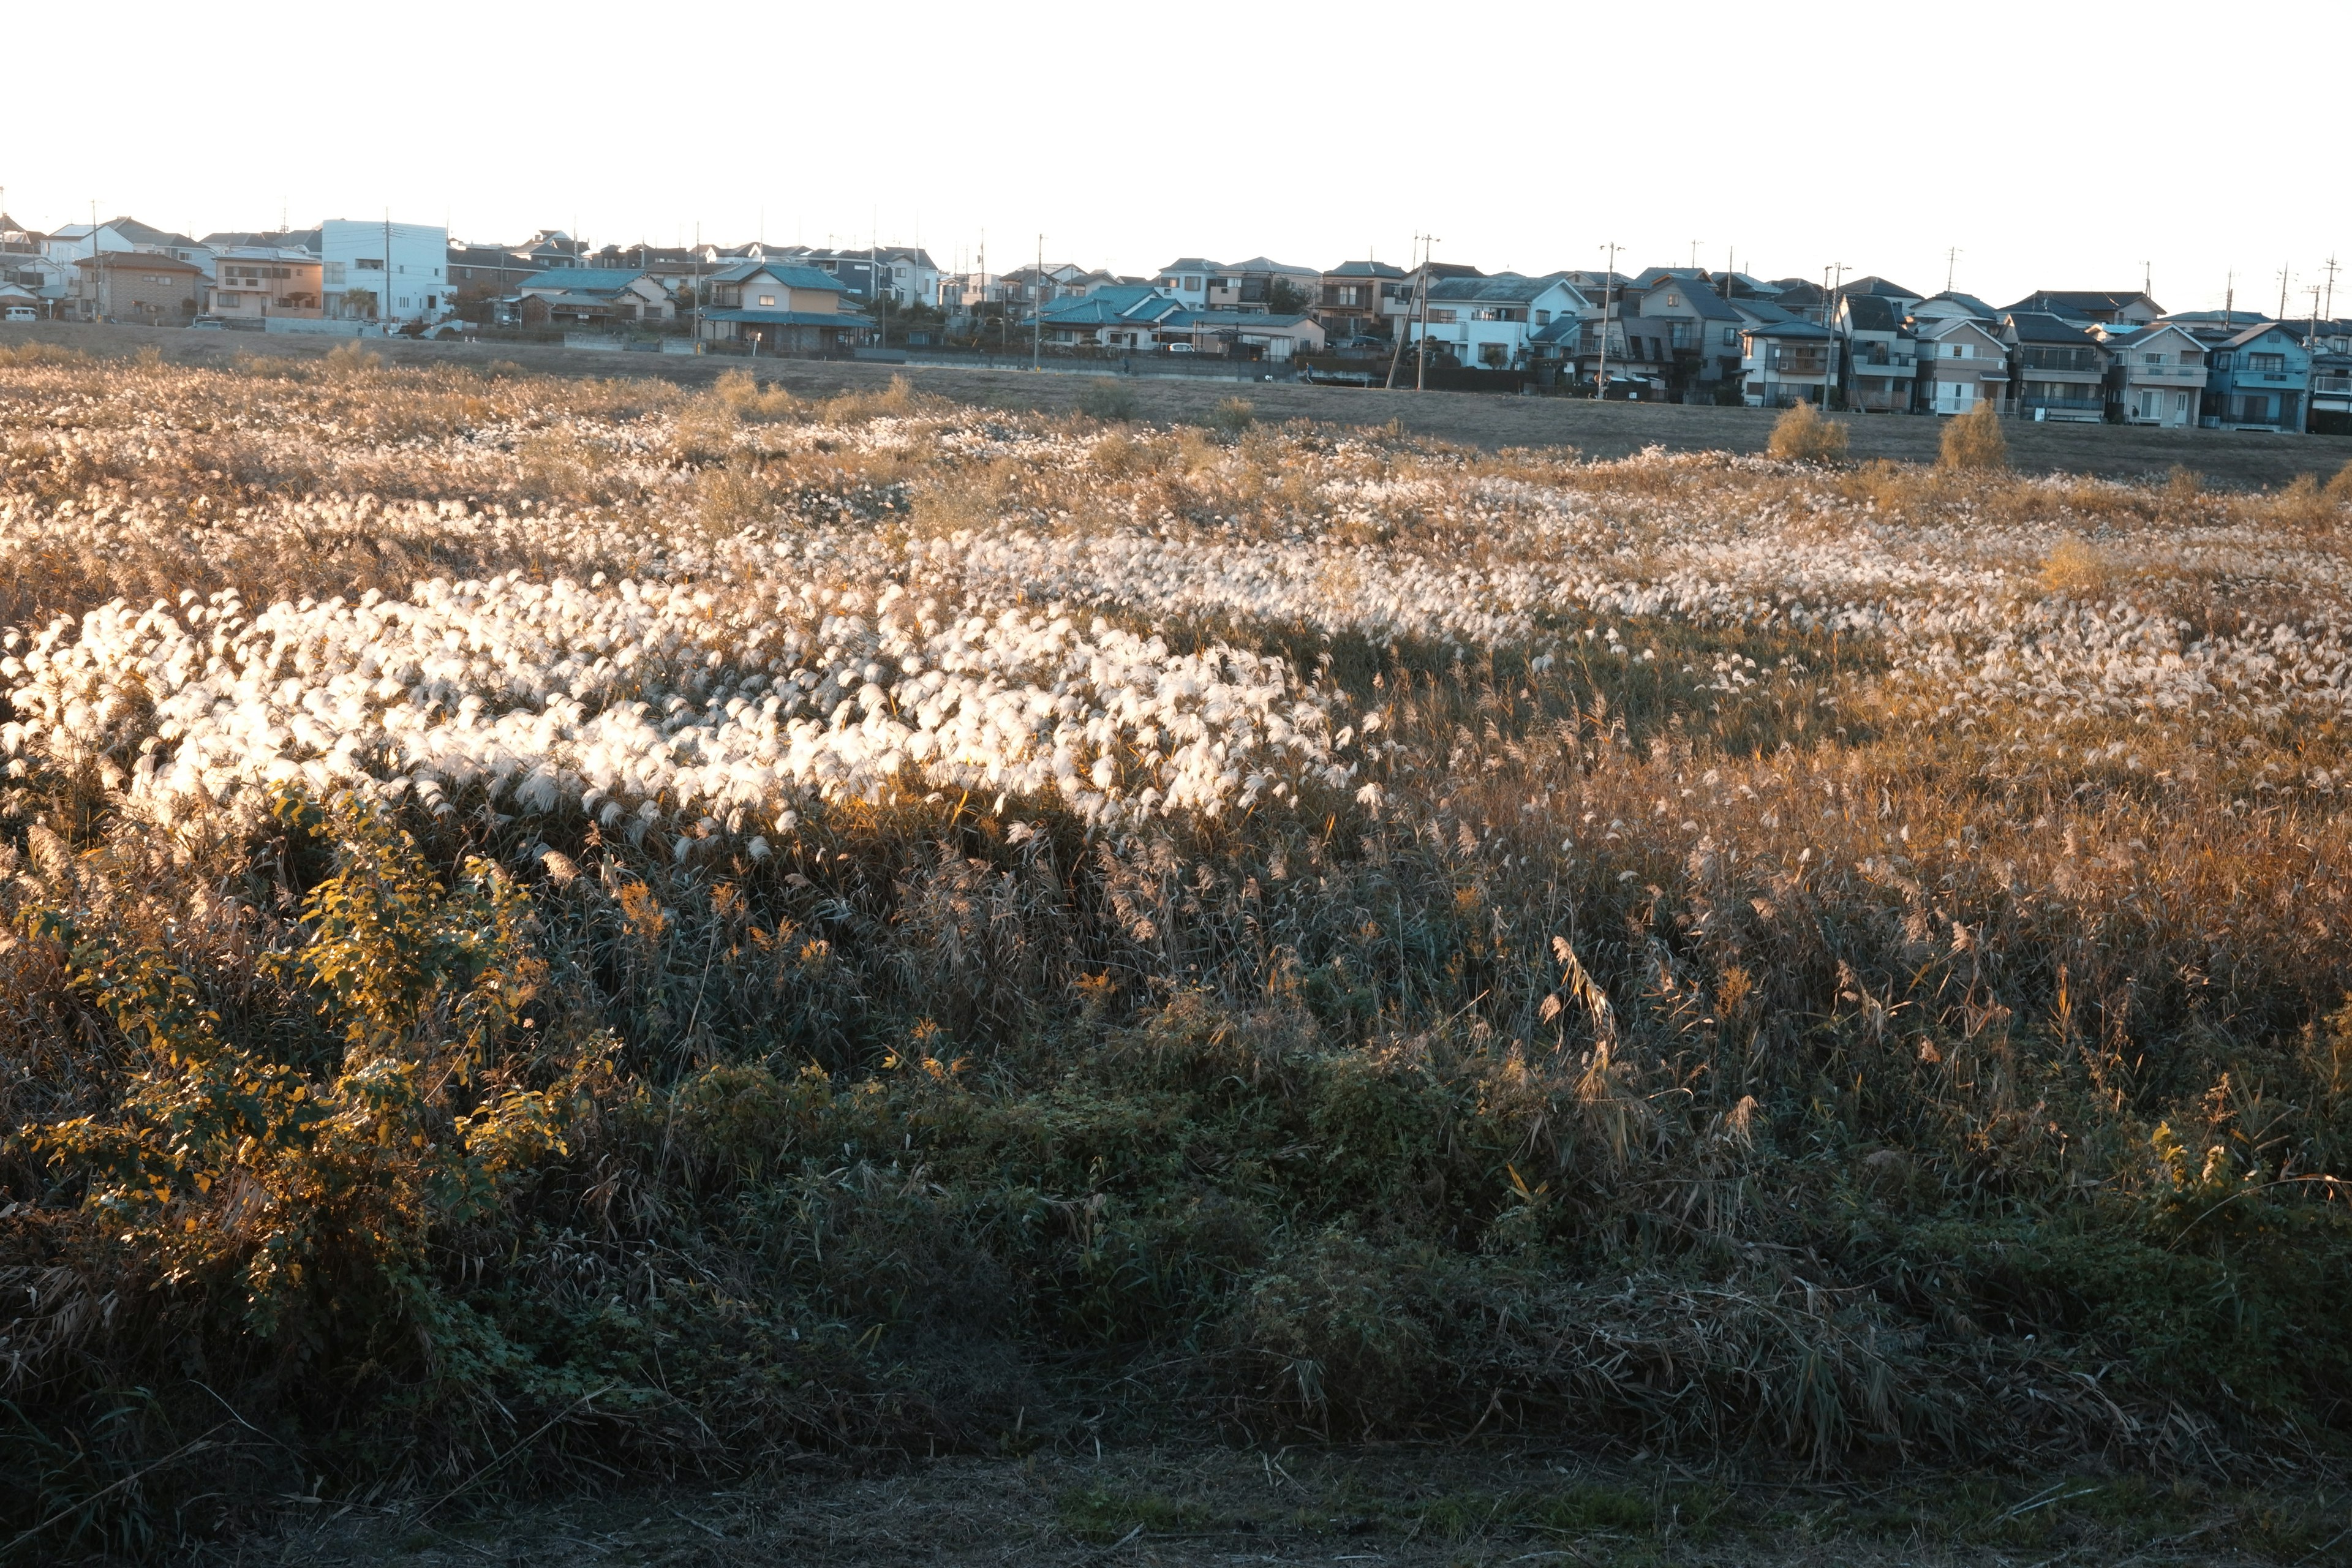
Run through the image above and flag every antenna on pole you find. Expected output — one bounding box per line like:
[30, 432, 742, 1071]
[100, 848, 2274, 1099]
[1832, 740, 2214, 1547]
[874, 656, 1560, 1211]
[1595, 240, 1618, 401]
[1945, 246, 1960, 293]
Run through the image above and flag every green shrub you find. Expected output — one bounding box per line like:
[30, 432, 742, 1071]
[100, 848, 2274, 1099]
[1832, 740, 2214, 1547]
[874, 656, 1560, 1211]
[1079, 378, 1139, 421]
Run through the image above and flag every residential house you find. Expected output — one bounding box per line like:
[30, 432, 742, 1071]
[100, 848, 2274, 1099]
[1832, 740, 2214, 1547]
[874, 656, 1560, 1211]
[1, 220, 72, 310]
[1834, 294, 1918, 413]
[1574, 311, 1679, 397]
[590, 244, 706, 297]
[1166, 309, 1325, 361]
[72, 251, 204, 322]
[208, 248, 325, 321]
[1036, 285, 1187, 350]
[45, 217, 210, 275]
[525, 230, 589, 270]
[2094, 322, 2207, 428]
[2202, 321, 2312, 432]
[1408, 273, 1589, 369]
[695, 262, 866, 353]
[1317, 260, 1410, 341]
[1842, 276, 1924, 312]
[1766, 278, 1828, 323]
[998, 262, 1088, 310]
[2001, 311, 2108, 421]
[1913, 315, 2010, 416]
[1634, 274, 1747, 400]
[1741, 316, 1835, 407]
[448, 241, 550, 298]
[2310, 350, 2352, 435]
[1152, 258, 1223, 311]
[513, 267, 674, 328]
[320, 219, 449, 322]
[1909, 290, 2000, 326]
[2003, 288, 2163, 326]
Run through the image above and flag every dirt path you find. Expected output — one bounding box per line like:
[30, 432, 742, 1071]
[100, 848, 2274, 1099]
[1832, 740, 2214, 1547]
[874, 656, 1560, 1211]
[10, 322, 2350, 491]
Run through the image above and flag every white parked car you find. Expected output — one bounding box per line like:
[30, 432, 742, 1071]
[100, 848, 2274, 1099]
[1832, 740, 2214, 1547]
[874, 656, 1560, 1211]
[2, 305, 37, 323]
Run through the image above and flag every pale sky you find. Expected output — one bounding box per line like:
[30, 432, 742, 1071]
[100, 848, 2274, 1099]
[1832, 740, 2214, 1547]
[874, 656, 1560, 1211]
[6, 0, 2348, 317]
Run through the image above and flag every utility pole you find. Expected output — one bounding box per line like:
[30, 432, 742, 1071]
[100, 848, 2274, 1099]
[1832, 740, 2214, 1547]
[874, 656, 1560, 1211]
[384, 208, 394, 330]
[2323, 255, 2342, 324]
[1689, 238, 1702, 271]
[2225, 270, 2235, 332]
[90, 199, 100, 322]
[2277, 263, 2291, 323]
[2141, 259, 2152, 298]
[1595, 241, 1618, 400]
[1415, 233, 1438, 392]
[1945, 246, 1960, 293]
[1823, 260, 1849, 407]
[1032, 232, 1042, 371]
[1384, 234, 1423, 391]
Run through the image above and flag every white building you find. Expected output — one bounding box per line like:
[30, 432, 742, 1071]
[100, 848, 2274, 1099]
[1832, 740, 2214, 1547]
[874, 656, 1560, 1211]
[1406, 273, 1593, 369]
[320, 219, 450, 323]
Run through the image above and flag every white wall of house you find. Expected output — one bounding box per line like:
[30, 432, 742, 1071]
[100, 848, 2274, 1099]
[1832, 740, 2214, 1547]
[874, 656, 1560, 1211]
[1408, 277, 1589, 368]
[1915, 320, 2010, 415]
[321, 219, 450, 322]
[2101, 325, 2207, 428]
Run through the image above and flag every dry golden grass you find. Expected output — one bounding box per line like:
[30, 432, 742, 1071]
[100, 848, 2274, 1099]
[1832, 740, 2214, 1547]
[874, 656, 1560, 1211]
[1765, 399, 1848, 462]
[4, 353, 2352, 1558]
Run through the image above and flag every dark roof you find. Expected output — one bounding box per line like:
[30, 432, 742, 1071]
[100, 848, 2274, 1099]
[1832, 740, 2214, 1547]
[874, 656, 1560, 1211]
[75, 251, 202, 273]
[1768, 279, 1825, 303]
[1529, 317, 1583, 344]
[2005, 289, 2158, 316]
[2221, 320, 2302, 349]
[707, 261, 846, 292]
[2003, 310, 2099, 345]
[1325, 259, 1406, 279]
[1630, 266, 1708, 289]
[1842, 276, 1920, 300]
[1915, 290, 1997, 318]
[1642, 277, 1741, 321]
[1155, 257, 1224, 274]
[1427, 273, 1578, 305]
[1840, 295, 1909, 334]
[1227, 255, 1316, 275]
[1747, 317, 1832, 340]
[1417, 262, 1485, 281]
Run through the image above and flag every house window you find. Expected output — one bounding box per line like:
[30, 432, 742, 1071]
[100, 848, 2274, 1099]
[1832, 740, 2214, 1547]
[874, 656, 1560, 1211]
[2144, 351, 2164, 363]
[1428, 309, 1457, 323]
[356, 258, 383, 271]
[2250, 352, 2285, 373]
[758, 294, 776, 306]
[1534, 310, 1550, 325]
[1722, 326, 1737, 345]
[1665, 293, 1680, 306]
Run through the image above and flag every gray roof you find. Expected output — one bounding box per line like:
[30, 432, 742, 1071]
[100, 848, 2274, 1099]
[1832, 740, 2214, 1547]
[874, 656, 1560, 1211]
[1747, 317, 1831, 340]
[1156, 257, 1224, 274]
[707, 260, 846, 292]
[1841, 295, 1910, 334]
[1427, 272, 1577, 305]
[1643, 277, 1740, 321]
[2220, 320, 2302, 349]
[1843, 276, 1921, 301]
[1325, 259, 1406, 278]
[2004, 311, 2099, 345]
[1917, 290, 1997, 318]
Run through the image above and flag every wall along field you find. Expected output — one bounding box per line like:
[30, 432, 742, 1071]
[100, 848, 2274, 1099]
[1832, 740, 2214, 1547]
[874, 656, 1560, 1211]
[1, 341, 2350, 1558]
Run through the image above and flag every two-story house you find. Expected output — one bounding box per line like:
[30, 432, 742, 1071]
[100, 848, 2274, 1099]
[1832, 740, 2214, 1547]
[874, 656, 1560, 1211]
[1318, 260, 1410, 342]
[1834, 294, 1918, 413]
[2002, 311, 2108, 421]
[1913, 315, 2010, 416]
[2094, 322, 2207, 428]
[72, 251, 204, 322]
[1634, 274, 1747, 400]
[2202, 321, 2312, 432]
[1408, 273, 1591, 370]
[2310, 350, 2352, 435]
[695, 261, 866, 353]
[2003, 289, 2164, 327]
[208, 248, 326, 322]
[1742, 315, 1836, 407]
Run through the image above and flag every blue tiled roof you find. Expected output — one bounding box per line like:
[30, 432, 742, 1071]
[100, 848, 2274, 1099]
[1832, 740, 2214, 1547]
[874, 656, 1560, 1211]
[707, 261, 847, 292]
[519, 268, 647, 295]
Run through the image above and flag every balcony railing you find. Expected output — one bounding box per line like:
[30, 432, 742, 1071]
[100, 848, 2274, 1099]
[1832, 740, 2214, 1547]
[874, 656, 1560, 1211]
[2313, 375, 2352, 394]
[2016, 350, 2100, 372]
[2018, 394, 2105, 413]
[1850, 350, 1916, 368]
[1752, 353, 1830, 375]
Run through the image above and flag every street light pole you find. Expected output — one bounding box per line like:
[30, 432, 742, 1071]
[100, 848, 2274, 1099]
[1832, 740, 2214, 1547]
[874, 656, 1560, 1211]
[1595, 241, 1618, 401]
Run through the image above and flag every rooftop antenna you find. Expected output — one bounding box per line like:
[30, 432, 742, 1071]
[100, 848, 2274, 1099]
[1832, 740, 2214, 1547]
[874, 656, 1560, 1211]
[1690, 238, 1702, 271]
[1945, 246, 1960, 293]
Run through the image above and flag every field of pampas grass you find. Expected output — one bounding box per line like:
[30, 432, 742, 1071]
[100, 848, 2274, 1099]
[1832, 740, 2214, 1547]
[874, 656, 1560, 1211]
[2, 345, 2350, 1561]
